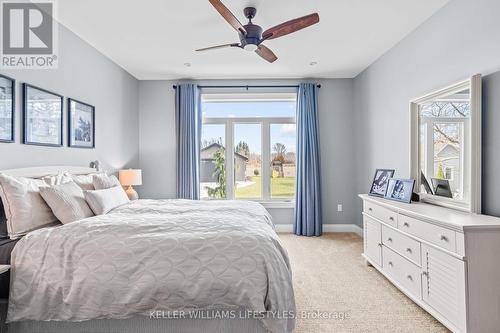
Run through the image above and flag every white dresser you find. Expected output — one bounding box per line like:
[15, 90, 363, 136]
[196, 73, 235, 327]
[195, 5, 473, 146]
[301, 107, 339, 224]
[359, 194, 500, 333]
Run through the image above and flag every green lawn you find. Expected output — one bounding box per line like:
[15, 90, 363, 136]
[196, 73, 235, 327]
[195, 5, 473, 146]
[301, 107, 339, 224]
[235, 176, 295, 199]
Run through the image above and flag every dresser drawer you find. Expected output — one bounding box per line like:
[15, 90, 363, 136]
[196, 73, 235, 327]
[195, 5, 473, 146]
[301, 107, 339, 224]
[382, 246, 422, 298]
[398, 215, 456, 253]
[364, 201, 397, 227]
[382, 225, 421, 266]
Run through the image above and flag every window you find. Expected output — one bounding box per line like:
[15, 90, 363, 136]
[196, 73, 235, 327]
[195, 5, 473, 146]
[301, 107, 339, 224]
[200, 124, 226, 199]
[200, 91, 297, 202]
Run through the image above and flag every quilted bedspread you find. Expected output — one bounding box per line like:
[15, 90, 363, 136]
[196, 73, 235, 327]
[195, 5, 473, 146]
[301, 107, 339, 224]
[7, 199, 295, 333]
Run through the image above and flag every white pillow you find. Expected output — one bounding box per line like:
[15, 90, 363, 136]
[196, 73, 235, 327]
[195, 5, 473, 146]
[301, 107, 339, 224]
[66, 172, 103, 191]
[39, 182, 95, 224]
[93, 174, 121, 190]
[0, 174, 59, 239]
[84, 186, 129, 215]
[42, 172, 71, 186]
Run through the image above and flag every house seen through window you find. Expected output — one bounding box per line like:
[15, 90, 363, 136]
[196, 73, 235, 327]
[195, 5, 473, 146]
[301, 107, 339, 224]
[200, 91, 297, 201]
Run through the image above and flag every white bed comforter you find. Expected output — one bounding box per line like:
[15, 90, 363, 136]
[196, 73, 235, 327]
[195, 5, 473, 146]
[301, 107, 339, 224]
[7, 199, 295, 333]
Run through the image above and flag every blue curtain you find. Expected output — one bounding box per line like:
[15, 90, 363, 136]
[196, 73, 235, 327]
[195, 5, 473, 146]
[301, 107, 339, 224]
[175, 84, 201, 199]
[294, 83, 322, 236]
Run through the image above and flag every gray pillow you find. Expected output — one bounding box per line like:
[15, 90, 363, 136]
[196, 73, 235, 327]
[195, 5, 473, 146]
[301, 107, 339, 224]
[93, 174, 121, 190]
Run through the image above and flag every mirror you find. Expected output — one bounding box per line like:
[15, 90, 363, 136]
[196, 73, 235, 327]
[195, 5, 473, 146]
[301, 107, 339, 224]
[410, 75, 481, 213]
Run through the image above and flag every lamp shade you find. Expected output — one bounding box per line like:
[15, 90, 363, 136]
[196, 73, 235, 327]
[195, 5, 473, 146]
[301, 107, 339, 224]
[119, 169, 142, 186]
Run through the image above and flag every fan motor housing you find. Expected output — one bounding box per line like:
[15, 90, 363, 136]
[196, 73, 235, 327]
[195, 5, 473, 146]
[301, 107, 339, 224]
[240, 23, 262, 48]
[244, 7, 257, 20]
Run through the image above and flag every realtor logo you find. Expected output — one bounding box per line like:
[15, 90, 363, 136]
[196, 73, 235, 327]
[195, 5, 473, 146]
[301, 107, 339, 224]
[1, 0, 58, 68]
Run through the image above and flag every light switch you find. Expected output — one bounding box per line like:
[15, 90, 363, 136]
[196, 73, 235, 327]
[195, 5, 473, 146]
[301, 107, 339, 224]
[337, 204, 343, 212]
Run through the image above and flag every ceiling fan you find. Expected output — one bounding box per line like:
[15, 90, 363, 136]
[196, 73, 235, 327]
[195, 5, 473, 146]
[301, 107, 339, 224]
[196, 0, 320, 63]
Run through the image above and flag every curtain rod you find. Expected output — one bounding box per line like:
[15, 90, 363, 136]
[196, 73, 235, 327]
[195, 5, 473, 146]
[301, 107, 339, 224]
[172, 84, 321, 89]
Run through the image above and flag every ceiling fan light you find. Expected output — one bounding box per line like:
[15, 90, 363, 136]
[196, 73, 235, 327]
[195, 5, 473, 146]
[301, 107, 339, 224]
[243, 44, 258, 52]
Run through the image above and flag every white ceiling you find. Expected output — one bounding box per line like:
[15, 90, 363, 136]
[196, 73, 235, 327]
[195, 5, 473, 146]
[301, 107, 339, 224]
[57, 0, 449, 80]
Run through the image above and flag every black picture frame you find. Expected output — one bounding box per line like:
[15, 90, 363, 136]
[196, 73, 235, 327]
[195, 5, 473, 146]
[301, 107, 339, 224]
[384, 178, 415, 204]
[369, 169, 395, 197]
[421, 171, 434, 195]
[68, 98, 95, 149]
[0, 74, 15, 143]
[23, 84, 63, 147]
[431, 178, 453, 198]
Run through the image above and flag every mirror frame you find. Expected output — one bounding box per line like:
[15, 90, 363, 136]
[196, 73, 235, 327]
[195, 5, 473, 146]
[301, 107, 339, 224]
[409, 74, 482, 213]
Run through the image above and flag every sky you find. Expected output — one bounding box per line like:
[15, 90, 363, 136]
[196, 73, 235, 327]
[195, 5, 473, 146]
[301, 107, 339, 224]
[201, 101, 297, 155]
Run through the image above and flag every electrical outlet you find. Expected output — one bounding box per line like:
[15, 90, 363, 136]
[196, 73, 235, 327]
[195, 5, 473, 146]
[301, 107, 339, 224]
[337, 204, 343, 212]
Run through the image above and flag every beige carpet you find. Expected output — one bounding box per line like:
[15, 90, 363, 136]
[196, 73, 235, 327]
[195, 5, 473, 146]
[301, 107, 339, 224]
[278, 233, 449, 333]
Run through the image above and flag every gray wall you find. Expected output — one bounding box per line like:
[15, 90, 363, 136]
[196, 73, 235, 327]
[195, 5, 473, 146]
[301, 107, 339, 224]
[353, 0, 500, 226]
[138, 80, 176, 199]
[0, 24, 139, 172]
[138, 79, 355, 225]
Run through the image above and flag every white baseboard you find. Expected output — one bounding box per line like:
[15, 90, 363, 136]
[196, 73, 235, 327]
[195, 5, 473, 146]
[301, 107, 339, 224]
[275, 224, 363, 237]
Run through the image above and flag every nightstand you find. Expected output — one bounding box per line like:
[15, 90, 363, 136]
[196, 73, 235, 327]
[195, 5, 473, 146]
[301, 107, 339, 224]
[0, 265, 9, 275]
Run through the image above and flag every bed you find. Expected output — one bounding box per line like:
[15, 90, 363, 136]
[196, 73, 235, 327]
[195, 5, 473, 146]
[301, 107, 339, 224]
[0, 166, 295, 333]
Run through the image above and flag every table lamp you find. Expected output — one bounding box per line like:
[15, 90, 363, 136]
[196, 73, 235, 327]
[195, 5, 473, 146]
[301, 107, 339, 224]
[119, 169, 142, 200]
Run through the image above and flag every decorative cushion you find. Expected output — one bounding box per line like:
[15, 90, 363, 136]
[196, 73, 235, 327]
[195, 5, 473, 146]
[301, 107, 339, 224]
[42, 173, 71, 186]
[66, 172, 104, 191]
[92, 174, 121, 190]
[39, 182, 95, 224]
[84, 186, 129, 215]
[0, 174, 59, 239]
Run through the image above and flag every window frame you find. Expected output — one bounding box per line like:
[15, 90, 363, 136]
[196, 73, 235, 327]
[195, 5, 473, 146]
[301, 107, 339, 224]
[202, 116, 296, 206]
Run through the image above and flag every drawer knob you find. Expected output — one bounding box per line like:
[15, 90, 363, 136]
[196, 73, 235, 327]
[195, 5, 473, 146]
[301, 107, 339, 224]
[440, 235, 448, 242]
[388, 261, 393, 267]
[403, 222, 410, 227]
[368, 207, 373, 211]
[406, 248, 412, 254]
[387, 237, 393, 242]
[407, 274, 413, 281]
[389, 216, 395, 221]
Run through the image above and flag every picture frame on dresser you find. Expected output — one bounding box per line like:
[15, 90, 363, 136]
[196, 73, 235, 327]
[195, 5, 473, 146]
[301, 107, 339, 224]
[384, 178, 415, 204]
[68, 98, 95, 148]
[0, 74, 15, 143]
[23, 84, 63, 147]
[369, 169, 395, 197]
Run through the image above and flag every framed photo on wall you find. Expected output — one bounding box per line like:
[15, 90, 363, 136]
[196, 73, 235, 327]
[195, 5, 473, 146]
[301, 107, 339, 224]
[68, 98, 95, 148]
[384, 178, 415, 204]
[0, 74, 15, 143]
[369, 169, 395, 197]
[23, 84, 63, 146]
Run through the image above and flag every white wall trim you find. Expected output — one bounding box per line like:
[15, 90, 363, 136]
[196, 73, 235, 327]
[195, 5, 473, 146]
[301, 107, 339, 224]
[275, 224, 363, 237]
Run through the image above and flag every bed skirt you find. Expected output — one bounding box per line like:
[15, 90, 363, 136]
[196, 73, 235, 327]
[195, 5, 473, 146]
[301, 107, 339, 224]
[6, 317, 268, 333]
[0, 302, 269, 333]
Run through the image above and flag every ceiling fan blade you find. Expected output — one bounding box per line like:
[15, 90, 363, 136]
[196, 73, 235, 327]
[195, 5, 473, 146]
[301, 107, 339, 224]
[196, 43, 240, 51]
[208, 0, 247, 35]
[255, 45, 278, 63]
[262, 13, 319, 40]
